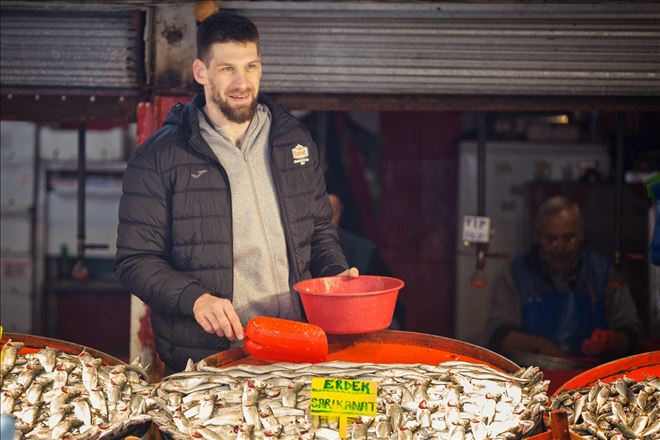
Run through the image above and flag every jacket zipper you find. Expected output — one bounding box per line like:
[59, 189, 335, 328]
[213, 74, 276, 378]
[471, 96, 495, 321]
[269, 148, 301, 286]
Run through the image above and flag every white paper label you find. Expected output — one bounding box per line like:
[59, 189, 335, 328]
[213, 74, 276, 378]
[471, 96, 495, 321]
[463, 215, 491, 244]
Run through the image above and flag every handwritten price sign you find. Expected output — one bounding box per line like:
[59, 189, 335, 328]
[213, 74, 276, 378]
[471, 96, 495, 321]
[310, 378, 377, 438]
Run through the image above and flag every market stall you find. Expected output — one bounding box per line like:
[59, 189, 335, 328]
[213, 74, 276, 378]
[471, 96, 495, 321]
[1, 2, 659, 440]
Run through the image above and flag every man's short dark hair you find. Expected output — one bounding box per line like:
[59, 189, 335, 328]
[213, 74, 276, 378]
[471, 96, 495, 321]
[197, 11, 260, 64]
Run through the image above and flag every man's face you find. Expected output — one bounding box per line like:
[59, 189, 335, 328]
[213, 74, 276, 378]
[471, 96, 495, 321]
[198, 41, 261, 123]
[538, 209, 584, 275]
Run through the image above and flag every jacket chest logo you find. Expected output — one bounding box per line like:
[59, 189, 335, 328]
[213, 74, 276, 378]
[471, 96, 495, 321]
[291, 144, 310, 166]
[191, 169, 208, 179]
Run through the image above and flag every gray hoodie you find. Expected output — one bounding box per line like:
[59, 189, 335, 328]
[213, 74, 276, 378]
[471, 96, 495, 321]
[198, 105, 302, 326]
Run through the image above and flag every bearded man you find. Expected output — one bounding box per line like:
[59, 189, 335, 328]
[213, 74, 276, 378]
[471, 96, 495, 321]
[115, 12, 356, 374]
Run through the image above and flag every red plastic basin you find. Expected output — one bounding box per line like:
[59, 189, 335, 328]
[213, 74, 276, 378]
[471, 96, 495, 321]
[293, 275, 404, 334]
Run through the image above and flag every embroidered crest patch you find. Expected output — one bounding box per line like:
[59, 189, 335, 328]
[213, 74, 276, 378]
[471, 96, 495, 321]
[291, 144, 310, 165]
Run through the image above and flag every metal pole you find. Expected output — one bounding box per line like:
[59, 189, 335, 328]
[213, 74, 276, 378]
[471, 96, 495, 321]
[77, 123, 86, 261]
[32, 124, 42, 334]
[614, 112, 624, 269]
[473, 112, 487, 285]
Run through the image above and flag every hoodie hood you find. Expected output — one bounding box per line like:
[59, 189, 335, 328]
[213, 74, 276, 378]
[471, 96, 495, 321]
[162, 92, 298, 162]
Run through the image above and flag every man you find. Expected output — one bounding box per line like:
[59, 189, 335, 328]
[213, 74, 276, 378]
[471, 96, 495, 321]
[484, 196, 643, 358]
[115, 11, 356, 372]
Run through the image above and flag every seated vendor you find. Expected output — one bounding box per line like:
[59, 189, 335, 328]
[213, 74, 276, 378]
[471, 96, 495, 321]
[484, 196, 643, 359]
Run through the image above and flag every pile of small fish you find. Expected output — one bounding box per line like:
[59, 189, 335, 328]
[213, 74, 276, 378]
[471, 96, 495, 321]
[149, 359, 548, 440]
[0, 340, 153, 439]
[550, 375, 660, 439]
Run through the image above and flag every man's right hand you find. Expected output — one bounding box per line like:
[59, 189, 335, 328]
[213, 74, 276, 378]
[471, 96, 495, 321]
[192, 293, 244, 340]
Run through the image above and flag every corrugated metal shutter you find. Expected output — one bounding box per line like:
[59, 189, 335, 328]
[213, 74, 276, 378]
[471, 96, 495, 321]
[224, 1, 660, 96]
[1, 9, 140, 90]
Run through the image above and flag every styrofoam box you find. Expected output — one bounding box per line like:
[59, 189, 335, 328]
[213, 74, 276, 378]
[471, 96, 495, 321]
[0, 289, 32, 333]
[0, 162, 34, 206]
[40, 126, 125, 161]
[0, 256, 32, 294]
[0, 121, 36, 162]
[0, 212, 31, 255]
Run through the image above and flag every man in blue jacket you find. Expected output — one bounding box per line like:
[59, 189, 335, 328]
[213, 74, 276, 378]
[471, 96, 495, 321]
[484, 196, 643, 359]
[115, 12, 355, 372]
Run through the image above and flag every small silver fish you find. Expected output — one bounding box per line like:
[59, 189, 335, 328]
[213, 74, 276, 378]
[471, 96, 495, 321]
[1, 340, 24, 371]
[15, 401, 43, 429]
[48, 403, 74, 429]
[81, 357, 102, 393]
[236, 423, 255, 440]
[52, 417, 83, 439]
[259, 404, 281, 433]
[72, 398, 92, 426]
[88, 388, 108, 420]
[641, 418, 660, 437]
[34, 347, 58, 373]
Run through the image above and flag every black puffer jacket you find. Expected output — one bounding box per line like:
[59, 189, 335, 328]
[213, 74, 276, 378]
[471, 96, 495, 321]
[114, 94, 347, 371]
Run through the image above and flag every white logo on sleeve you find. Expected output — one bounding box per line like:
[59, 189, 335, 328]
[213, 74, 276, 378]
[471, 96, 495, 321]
[191, 169, 208, 179]
[291, 144, 310, 165]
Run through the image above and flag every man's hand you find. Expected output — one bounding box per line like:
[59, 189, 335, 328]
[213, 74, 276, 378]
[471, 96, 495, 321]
[501, 330, 564, 357]
[192, 293, 244, 340]
[581, 328, 616, 357]
[338, 267, 359, 278]
[536, 338, 564, 357]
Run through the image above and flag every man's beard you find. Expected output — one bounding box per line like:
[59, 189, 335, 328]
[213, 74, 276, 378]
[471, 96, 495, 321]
[210, 83, 257, 124]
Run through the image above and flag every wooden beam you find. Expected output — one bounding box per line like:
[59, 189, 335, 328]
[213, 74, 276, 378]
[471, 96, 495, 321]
[1, 91, 140, 123]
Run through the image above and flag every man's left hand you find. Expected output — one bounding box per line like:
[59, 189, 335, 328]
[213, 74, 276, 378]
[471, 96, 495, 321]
[338, 267, 359, 277]
[581, 328, 616, 356]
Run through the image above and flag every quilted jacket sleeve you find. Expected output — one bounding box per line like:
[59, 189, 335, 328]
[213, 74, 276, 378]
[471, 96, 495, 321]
[307, 141, 349, 277]
[114, 147, 207, 318]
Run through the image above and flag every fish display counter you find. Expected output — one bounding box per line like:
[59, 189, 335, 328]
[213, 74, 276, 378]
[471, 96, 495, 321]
[2, 331, 656, 439]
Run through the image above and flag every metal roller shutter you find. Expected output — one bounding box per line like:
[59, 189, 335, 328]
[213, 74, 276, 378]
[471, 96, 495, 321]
[1, 8, 141, 90]
[223, 1, 660, 96]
